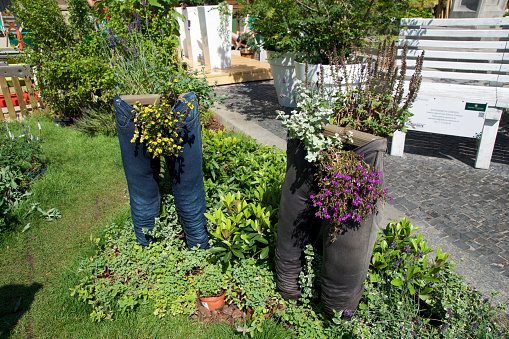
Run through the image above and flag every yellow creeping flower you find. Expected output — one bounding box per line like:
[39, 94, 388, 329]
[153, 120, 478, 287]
[130, 96, 191, 158]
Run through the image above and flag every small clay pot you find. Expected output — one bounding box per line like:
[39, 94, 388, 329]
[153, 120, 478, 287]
[199, 290, 226, 311]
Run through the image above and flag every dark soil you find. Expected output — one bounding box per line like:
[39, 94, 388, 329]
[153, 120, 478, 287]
[193, 299, 249, 326]
[203, 115, 225, 133]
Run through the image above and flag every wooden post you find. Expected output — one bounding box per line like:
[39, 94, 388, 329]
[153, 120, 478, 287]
[11, 76, 27, 117]
[24, 76, 39, 115]
[0, 77, 17, 120]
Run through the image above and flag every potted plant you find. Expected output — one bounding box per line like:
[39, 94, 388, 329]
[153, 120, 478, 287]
[195, 264, 228, 311]
[275, 39, 424, 318]
[237, 0, 300, 107]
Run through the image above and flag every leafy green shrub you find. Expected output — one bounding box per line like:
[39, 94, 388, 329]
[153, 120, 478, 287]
[11, 0, 116, 118]
[202, 129, 285, 209]
[206, 191, 276, 263]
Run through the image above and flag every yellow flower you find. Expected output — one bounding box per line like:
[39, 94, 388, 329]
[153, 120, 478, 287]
[174, 78, 178, 82]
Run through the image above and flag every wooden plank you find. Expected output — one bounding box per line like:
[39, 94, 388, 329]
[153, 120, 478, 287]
[322, 124, 383, 147]
[400, 59, 509, 73]
[401, 17, 509, 27]
[400, 28, 509, 39]
[0, 77, 16, 119]
[11, 76, 27, 117]
[405, 69, 509, 84]
[183, 54, 273, 86]
[0, 65, 32, 77]
[399, 39, 507, 50]
[402, 49, 509, 62]
[120, 94, 159, 106]
[406, 81, 502, 106]
[24, 76, 39, 115]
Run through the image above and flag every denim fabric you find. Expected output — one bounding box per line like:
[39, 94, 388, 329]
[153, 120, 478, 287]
[114, 92, 209, 249]
[275, 138, 387, 318]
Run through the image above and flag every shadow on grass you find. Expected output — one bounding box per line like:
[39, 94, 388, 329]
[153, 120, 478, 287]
[0, 282, 43, 338]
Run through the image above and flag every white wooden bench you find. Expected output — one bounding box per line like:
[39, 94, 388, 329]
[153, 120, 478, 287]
[390, 17, 509, 169]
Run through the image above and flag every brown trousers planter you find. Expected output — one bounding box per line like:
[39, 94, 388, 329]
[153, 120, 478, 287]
[275, 137, 387, 318]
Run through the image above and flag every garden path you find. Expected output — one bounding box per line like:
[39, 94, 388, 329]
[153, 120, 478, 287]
[213, 80, 509, 308]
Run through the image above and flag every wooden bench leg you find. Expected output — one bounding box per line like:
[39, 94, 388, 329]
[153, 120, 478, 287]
[475, 107, 502, 169]
[390, 130, 406, 157]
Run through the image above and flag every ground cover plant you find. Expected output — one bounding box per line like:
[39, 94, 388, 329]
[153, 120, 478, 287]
[70, 129, 508, 338]
[0, 120, 49, 234]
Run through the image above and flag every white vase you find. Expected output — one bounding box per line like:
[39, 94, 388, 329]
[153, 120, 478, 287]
[174, 7, 189, 58]
[183, 7, 205, 64]
[267, 51, 298, 108]
[198, 5, 232, 69]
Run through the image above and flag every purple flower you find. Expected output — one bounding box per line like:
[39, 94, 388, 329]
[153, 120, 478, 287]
[282, 77, 286, 84]
[121, 12, 127, 23]
[108, 36, 116, 46]
[404, 245, 411, 254]
[343, 309, 353, 317]
[472, 322, 479, 331]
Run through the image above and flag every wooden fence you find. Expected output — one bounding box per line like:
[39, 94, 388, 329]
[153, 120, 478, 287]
[0, 64, 44, 120]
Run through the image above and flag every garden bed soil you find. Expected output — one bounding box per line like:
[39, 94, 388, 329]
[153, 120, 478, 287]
[203, 115, 225, 133]
[194, 299, 247, 325]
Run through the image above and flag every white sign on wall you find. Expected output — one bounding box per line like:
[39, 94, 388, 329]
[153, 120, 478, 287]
[406, 96, 487, 138]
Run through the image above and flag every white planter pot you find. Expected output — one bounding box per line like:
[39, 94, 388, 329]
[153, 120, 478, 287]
[267, 51, 298, 108]
[198, 5, 232, 69]
[294, 61, 364, 100]
[183, 7, 205, 63]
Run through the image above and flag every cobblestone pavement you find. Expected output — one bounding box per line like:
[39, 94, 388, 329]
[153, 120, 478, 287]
[214, 80, 509, 303]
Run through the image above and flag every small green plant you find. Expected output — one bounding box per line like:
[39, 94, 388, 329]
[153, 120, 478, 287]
[0, 120, 48, 231]
[194, 264, 226, 297]
[205, 191, 276, 263]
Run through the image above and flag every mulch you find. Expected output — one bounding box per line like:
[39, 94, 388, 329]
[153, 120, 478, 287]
[203, 115, 226, 133]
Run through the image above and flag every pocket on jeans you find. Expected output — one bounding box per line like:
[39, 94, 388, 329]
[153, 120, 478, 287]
[114, 97, 134, 133]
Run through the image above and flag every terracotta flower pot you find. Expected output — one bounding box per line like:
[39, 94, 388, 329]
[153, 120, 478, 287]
[199, 290, 226, 311]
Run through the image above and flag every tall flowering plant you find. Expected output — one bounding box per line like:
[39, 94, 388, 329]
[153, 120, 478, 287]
[311, 149, 391, 238]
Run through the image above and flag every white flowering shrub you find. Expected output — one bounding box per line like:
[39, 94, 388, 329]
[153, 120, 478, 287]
[277, 81, 345, 162]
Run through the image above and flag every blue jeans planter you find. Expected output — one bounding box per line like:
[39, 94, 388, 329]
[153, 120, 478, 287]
[114, 92, 209, 249]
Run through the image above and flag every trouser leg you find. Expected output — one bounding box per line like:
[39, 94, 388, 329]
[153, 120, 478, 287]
[114, 95, 160, 247]
[165, 92, 209, 250]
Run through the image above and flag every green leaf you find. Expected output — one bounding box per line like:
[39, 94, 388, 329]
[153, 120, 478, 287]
[259, 246, 269, 260]
[391, 278, 403, 287]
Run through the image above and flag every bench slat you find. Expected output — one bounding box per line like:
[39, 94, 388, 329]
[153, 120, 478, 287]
[400, 59, 509, 73]
[400, 28, 509, 39]
[399, 39, 508, 49]
[405, 69, 509, 84]
[403, 49, 509, 62]
[401, 17, 509, 27]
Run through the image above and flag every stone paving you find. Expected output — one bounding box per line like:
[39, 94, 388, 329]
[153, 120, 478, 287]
[214, 80, 509, 304]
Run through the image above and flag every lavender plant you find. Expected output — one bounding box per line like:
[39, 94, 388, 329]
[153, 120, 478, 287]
[311, 149, 390, 238]
[329, 39, 425, 137]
